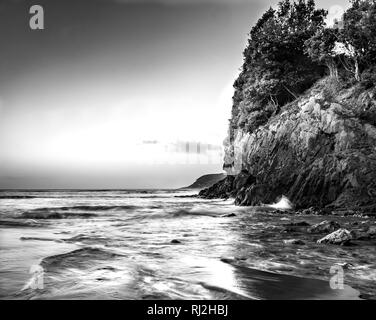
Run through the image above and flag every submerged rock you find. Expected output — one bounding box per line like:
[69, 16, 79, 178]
[284, 221, 310, 227]
[299, 207, 332, 215]
[300, 207, 317, 215]
[366, 225, 376, 237]
[317, 228, 352, 245]
[221, 213, 237, 217]
[270, 209, 287, 214]
[281, 227, 296, 233]
[307, 220, 340, 234]
[220, 257, 236, 264]
[170, 239, 181, 244]
[336, 262, 354, 270]
[281, 221, 310, 233]
[20, 237, 62, 242]
[350, 225, 376, 240]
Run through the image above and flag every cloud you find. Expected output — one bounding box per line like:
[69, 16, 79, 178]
[142, 140, 159, 144]
[326, 4, 346, 26]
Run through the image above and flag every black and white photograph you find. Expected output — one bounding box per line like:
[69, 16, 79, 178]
[0, 0, 375, 304]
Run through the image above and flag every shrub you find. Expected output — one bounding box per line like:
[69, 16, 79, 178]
[361, 66, 376, 89]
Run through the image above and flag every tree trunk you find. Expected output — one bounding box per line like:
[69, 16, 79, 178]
[282, 84, 298, 100]
[354, 58, 360, 81]
[327, 59, 338, 80]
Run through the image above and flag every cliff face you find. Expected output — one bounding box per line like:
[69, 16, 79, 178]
[200, 78, 376, 211]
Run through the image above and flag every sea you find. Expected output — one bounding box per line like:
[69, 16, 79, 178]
[0, 189, 374, 300]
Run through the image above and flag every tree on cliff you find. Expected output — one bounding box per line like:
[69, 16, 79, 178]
[239, 0, 327, 109]
[339, 0, 376, 81]
[305, 28, 340, 80]
[231, 0, 376, 135]
[304, 0, 376, 82]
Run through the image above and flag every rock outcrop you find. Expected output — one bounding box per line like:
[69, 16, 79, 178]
[317, 228, 352, 245]
[182, 173, 226, 190]
[307, 220, 341, 234]
[200, 78, 376, 212]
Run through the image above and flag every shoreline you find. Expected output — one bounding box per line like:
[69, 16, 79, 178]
[1, 189, 375, 300]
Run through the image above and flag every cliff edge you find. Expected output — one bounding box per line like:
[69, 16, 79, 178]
[200, 79, 376, 212]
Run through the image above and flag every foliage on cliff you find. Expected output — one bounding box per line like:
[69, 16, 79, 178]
[231, 0, 376, 136]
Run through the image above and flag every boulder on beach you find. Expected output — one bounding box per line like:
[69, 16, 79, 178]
[308, 220, 340, 234]
[317, 229, 352, 245]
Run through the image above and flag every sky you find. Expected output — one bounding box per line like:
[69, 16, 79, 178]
[0, 0, 349, 189]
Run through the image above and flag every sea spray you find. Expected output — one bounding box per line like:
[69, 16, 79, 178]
[267, 195, 293, 210]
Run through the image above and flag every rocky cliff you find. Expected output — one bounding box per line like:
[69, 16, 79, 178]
[200, 78, 376, 212]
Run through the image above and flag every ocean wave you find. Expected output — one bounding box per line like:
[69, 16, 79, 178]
[64, 234, 111, 244]
[112, 208, 220, 222]
[20, 236, 63, 242]
[41, 247, 122, 270]
[0, 195, 37, 199]
[18, 205, 139, 219]
[0, 219, 46, 228]
[27, 205, 137, 212]
[17, 247, 124, 297]
[169, 209, 220, 218]
[21, 211, 97, 219]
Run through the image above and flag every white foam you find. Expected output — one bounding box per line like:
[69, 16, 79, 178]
[267, 195, 293, 210]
